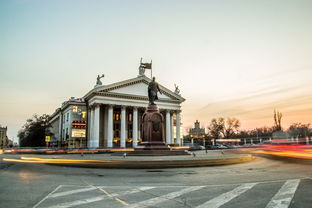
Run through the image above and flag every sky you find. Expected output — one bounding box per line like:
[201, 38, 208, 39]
[1, 0, 312, 142]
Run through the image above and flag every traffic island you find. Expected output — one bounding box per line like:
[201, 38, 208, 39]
[2, 153, 255, 169]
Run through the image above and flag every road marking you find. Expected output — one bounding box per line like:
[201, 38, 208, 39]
[44, 186, 154, 208]
[195, 183, 257, 208]
[265, 179, 300, 208]
[87, 183, 128, 206]
[33, 185, 63, 208]
[126, 186, 205, 208]
[49, 187, 97, 198]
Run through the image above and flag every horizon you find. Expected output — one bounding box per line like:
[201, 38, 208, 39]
[1, 0, 311, 142]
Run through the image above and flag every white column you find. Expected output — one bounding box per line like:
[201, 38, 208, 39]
[120, 106, 126, 148]
[132, 107, 138, 147]
[165, 110, 171, 145]
[138, 110, 141, 141]
[176, 111, 181, 146]
[93, 105, 100, 148]
[170, 114, 174, 144]
[104, 106, 108, 146]
[107, 105, 113, 148]
[88, 108, 94, 147]
[58, 113, 62, 143]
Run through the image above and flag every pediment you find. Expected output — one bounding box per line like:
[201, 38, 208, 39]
[85, 76, 185, 103]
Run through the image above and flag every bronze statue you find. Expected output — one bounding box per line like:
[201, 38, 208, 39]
[96, 74, 105, 85]
[174, 84, 180, 95]
[148, 77, 162, 105]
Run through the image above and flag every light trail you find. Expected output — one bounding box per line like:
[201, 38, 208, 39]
[242, 144, 312, 160]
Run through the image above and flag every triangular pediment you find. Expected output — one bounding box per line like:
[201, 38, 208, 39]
[84, 76, 185, 103]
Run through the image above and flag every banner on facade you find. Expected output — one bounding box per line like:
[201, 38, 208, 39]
[71, 129, 86, 138]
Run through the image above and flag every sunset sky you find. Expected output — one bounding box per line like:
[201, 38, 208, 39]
[1, 0, 312, 142]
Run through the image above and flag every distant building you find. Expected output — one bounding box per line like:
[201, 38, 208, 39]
[49, 98, 87, 148]
[49, 68, 185, 148]
[0, 125, 10, 148]
[189, 120, 206, 145]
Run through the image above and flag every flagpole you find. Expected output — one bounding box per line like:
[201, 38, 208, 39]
[151, 60, 153, 79]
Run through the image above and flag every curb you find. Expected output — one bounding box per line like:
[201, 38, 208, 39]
[44, 154, 255, 169]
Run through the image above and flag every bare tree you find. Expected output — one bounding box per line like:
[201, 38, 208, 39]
[288, 123, 311, 138]
[207, 118, 225, 145]
[223, 118, 241, 138]
[274, 109, 282, 131]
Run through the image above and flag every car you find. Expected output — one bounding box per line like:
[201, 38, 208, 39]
[188, 145, 206, 151]
[209, 145, 228, 149]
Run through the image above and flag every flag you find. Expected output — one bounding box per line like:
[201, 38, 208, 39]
[141, 62, 152, 69]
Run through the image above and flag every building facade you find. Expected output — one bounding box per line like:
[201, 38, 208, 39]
[188, 120, 206, 145]
[49, 71, 185, 148]
[0, 125, 10, 148]
[49, 98, 87, 148]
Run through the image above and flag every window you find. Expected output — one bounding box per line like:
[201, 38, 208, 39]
[72, 106, 78, 112]
[82, 111, 87, 119]
[114, 113, 120, 121]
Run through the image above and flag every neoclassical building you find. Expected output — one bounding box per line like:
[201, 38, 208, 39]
[49, 70, 185, 148]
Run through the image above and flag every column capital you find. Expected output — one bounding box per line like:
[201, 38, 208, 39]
[89, 103, 101, 109]
[121, 105, 126, 110]
[176, 110, 182, 114]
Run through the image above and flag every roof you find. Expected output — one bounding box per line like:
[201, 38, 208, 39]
[83, 75, 185, 103]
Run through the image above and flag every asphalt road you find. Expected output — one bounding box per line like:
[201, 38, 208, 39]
[1, 153, 312, 208]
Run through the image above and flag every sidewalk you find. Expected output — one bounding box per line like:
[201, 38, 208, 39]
[2, 150, 255, 169]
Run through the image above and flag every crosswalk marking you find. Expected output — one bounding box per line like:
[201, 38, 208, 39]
[126, 186, 205, 208]
[49, 187, 97, 198]
[265, 179, 300, 208]
[195, 183, 257, 208]
[33, 185, 63, 208]
[33, 179, 308, 208]
[44, 186, 154, 208]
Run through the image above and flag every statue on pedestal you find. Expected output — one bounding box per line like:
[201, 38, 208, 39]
[174, 84, 180, 95]
[148, 77, 162, 105]
[94, 74, 104, 88]
[138, 58, 152, 77]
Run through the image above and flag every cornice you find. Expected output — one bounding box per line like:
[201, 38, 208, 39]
[94, 92, 181, 104]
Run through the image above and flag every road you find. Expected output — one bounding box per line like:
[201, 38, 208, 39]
[1, 153, 312, 208]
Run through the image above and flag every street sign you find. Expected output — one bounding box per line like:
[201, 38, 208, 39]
[45, 136, 51, 142]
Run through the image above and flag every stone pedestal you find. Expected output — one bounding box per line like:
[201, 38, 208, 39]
[112, 104, 190, 156]
[137, 105, 170, 150]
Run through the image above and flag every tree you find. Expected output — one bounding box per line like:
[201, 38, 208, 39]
[222, 117, 241, 138]
[274, 109, 282, 131]
[288, 123, 311, 138]
[249, 127, 275, 138]
[18, 114, 52, 147]
[207, 118, 225, 145]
